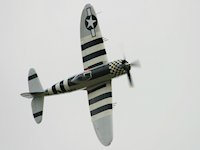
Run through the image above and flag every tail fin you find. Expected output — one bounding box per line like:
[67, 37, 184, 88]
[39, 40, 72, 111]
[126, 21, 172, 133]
[21, 68, 44, 124]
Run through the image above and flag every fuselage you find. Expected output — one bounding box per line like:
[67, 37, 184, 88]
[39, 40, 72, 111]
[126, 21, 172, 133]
[44, 59, 128, 96]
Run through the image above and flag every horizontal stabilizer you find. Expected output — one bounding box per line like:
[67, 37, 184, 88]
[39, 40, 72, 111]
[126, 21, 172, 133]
[32, 96, 44, 124]
[21, 68, 45, 124]
[21, 92, 44, 99]
[28, 68, 43, 93]
[21, 93, 33, 99]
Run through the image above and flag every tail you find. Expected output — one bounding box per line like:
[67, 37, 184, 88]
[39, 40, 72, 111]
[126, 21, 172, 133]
[21, 68, 44, 124]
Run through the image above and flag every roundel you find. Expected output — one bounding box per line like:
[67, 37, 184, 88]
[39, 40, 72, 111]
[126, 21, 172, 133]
[85, 15, 98, 30]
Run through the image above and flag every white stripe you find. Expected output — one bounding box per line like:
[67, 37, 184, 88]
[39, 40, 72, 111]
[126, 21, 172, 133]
[91, 29, 96, 37]
[83, 55, 107, 69]
[88, 85, 111, 100]
[82, 43, 105, 57]
[92, 110, 112, 121]
[81, 31, 102, 45]
[48, 88, 54, 95]
[86, 7, 92, 16]
[55, 83, 61, 92]
[63, 79, 69, 91]
[90, 97, 112, 111]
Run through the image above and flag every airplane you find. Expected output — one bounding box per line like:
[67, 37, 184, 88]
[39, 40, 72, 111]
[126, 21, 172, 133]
[21, 3, 140, 146]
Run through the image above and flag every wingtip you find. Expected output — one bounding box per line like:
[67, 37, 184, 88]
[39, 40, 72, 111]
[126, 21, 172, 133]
[93, 116, 113, 146]
[34, 115, 43, 124]
[29, 68, 36, 75]
[85, 3, 92, 8]
[101, 139, 112, 146]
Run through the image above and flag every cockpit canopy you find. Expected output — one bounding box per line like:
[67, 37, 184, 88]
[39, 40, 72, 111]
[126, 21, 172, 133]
[71, 71, 92, 83]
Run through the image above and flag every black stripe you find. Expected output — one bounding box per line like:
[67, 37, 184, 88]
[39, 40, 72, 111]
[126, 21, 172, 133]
[81, 38, 103, 50]
[85, 62, 104, 70]
[83, 49, 106, 62]
[28, 74, 38, 80]
[52, 85, 57, 94]
[60, 81, 66, 92]
[33, 111, 43, 118]
[90, 104, 112, 116]
[89, 92, 112, 105]
[87, 84, 107, 94]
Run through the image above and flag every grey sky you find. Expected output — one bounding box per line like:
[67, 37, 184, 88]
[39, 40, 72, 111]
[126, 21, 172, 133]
[0, 0, 200, 149]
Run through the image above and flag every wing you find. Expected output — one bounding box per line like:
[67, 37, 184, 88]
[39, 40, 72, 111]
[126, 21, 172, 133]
[80, 4, 108, 70]
[87, 81, 113, 146]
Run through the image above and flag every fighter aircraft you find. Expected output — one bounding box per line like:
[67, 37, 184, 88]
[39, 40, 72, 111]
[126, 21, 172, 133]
[21, 4, 140, 146]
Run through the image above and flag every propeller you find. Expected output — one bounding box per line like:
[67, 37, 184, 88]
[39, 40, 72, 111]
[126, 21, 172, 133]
[121, 58, 140, 87]
[119, 44, 140, 87]
[130, 60, 141, 68]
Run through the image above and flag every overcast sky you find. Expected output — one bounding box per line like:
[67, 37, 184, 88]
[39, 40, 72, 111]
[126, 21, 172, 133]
[1, 0, 200, 149]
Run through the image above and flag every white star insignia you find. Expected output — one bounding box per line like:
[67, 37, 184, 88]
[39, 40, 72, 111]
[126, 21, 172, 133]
[86, 16, 96, 29]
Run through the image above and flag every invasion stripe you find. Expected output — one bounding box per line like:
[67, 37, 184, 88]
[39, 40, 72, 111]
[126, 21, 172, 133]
[90, 104, 112, 116]
[89, 92, 112, 105]
[60, 81, 66, 92]
[84, 61, 104, 70]
[33, 111, 43, 118]
[87, 84, 106, 94]
[28, 74, 38, 80]
[83, 50, 106, 62]
[52, 85, 57, 94]
[82, 43, 104, 57]
[81, 38, 103, 50]
[83, 55, 107, 70]
[81, 32, 101, 45]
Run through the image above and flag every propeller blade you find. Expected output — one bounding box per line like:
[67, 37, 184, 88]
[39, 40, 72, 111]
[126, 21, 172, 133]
[127, 71, 134, 87]
[130, 60, 141, 68]
[123, 53, 126, 61]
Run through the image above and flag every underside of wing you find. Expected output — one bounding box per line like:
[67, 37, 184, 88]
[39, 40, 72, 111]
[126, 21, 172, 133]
[80, 4, 108, 70]
[87, 81, 113, 146]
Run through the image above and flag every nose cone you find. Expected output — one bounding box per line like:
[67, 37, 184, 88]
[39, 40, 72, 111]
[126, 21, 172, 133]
[127, 64, 131, 71]
[123, 63, 131, 72]
[121, 60, 131, 71]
